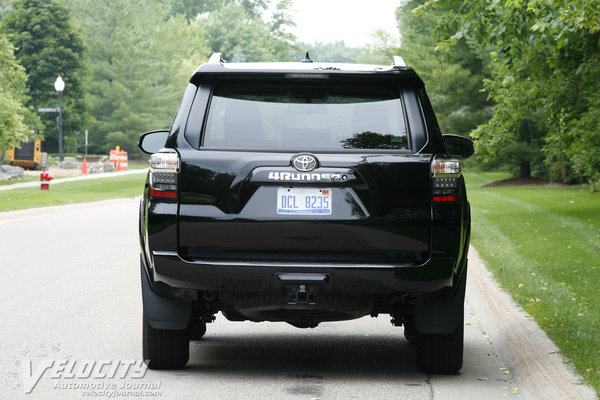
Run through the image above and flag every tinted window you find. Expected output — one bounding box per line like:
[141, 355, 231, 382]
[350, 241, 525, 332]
[202, 83, 408, 150]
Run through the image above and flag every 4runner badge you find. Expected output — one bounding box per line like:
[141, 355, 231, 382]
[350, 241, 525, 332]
[292, 154, 318, 172]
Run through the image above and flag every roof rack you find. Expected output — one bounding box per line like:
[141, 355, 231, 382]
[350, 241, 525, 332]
[208, 52, 224, 65]
[393, 55, 407, 67]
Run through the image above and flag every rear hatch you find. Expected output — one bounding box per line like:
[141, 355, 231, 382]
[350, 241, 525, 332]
[177, 80, 432, 265]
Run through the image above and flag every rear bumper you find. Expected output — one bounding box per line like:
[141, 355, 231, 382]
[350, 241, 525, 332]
[148, 250, 458, 296]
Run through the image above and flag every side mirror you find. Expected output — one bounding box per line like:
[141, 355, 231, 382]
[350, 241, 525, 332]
[442, 134, 474, 159]
[138, 130, 169, 154]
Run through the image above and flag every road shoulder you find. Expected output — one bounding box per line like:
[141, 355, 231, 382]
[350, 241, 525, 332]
[437, 247, 597, 400]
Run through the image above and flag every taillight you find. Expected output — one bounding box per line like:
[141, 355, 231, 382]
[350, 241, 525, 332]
[149, 152, 178, 199]
[431, 158, 461, 203]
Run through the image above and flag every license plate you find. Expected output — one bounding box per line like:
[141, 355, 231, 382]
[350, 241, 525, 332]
[277, 188, 332, 215]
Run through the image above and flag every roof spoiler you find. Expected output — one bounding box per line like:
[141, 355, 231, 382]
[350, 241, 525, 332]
[205, 52, 408, 68]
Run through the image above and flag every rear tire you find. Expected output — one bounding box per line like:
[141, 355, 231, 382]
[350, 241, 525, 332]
[403, 323, 418, 345]
[417, 324, 463, 374]
[143, 315, 189, 369]
[188, 318, 207, 340]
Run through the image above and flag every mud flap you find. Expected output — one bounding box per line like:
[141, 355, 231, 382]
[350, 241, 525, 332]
[140, 258, 191, 330]
[413, 263, 467, 335]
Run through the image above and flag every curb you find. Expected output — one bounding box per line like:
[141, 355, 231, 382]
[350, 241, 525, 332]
[467, 247, 598, 400]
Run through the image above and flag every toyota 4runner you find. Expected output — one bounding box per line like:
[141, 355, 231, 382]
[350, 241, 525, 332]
[138, 53, 474, 373]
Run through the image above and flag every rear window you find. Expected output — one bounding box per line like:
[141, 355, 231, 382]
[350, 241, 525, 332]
[202, 82, 409, 150]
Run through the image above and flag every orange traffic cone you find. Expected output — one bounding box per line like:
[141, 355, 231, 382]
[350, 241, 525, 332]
[81, 158, 88, 175]
[116, 159, 121, 172]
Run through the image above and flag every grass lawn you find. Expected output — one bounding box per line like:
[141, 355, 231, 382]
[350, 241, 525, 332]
[0, 173, 147, 212]
[0, 176, 39, 186]
[465, 170, 600, 394]
[127, 160, 150, 170]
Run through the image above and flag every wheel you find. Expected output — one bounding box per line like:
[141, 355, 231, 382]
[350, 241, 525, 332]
[143, 315, 189, 369]
[188, 318, 207, 340]
[403, 323, 418, 345]
[417, 324, 463, 374]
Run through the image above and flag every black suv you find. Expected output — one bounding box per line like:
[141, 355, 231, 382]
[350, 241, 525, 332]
[138, 53, 474, 373]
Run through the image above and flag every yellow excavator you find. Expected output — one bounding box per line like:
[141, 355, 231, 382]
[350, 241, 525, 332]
[7, 138, 49, 170]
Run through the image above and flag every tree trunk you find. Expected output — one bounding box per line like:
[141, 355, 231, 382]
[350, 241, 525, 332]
[519, 160, 531, 178]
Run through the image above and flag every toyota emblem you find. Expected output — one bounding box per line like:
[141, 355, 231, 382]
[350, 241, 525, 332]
[291, 154, 318, 172]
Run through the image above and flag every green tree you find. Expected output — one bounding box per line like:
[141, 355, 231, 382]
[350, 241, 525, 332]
[300, 40, 363, 63]
[1, 0, 88, 153]
[268, 0, 297, 59]
[68, 0, 209, 155]
[358, 29, 401, 65]
[202, 0, 297, 62]
[0, 34, 40, 156]
[162, 0, 270, 22]
[423, 0, 600, 187]
[496, 117, 546, 178]
[396, 0, 492, 140]
[0, 0, 13, 20]
[162, 0, 219, 20]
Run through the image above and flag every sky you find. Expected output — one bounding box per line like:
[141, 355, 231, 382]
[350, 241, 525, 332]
[284, 0, 400, 48]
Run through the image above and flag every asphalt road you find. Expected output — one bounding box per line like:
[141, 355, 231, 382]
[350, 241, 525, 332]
[0, 199, 596, 400]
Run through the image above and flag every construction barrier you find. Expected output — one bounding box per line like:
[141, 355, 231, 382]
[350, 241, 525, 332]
[109, 146, 128, 171]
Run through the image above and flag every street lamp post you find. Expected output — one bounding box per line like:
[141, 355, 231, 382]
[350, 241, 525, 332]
[54, 76, 65, 162]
